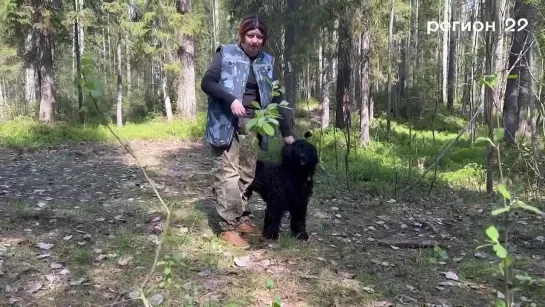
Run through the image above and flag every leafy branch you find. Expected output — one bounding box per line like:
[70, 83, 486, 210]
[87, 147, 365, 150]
[474, 74, 545, 307]
[245, 80, 291, 143]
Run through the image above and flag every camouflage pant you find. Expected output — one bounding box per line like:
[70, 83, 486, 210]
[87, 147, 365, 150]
[210, 118, 258, 231]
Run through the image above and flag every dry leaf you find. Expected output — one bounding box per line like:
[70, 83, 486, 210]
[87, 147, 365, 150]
[204, 278, 218, 291]
[118, 256, 134, 266]
[148, 293, 164, 306]
[37, 242, 53, 250]
[25, 282, 42, 293]
[234, 256, 249, 267]
[444, 271, 459, 281]
[50, 263, 63, 269]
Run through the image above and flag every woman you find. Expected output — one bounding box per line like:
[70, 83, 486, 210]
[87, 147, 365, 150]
[201, 15, 295, 248]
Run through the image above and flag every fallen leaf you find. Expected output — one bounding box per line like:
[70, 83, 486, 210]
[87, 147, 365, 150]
[25, 282, 42, 293]
[69, 278, 86, 286]
[118, 256, 134, 266]
[148, 293, 164, 306]
[234, 256, 249, 267]
[63, 235, 73, 241]
[204, 278, 218, 291]
[198, 269, 211, 277]
[340, 272, 356, 279]
[444, 271, 459, 281]
[438, 281, 454, 287]
[37, 242, 53, 250]
[50, 263, 63, 269]
[362, 286, 374, 293]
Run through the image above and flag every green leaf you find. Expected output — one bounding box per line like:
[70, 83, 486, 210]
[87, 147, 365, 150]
[262, 122, 275, 136]
[272, 296, 282, 307]
[486, 226, 500, 242]
[279, 100, 289, 107]
[494, 299, 506, 307]
[493, 244, 507, 259]
[252, 101, 261, 109]
[491, 207, 510, 216]
[496, 184, 511, 200]
[267, 103, 278, 110]
[272, 91, 280, 97]
[475, 137, 494, 147]
[265, 279, 274, 289]
[246, 118, 258, 131]
[515, 202, 544, 215]
[267, 118, 279, 126]
[493, 129, 504, 143]
[507, 74, 518, 79]
[82, 66, 92, 77]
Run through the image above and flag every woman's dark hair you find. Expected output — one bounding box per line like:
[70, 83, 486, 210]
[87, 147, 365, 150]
[239, 15, 268, 45]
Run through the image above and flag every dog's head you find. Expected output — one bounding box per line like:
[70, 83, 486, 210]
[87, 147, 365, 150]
[281, 131, 319, 176]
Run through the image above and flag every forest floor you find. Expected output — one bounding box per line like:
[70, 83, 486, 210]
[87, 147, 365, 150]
[1, 107, 545, 306]
[1, 138, 544, 307]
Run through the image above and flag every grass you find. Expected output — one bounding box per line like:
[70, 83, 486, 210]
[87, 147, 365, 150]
[0, 114, 206, 149]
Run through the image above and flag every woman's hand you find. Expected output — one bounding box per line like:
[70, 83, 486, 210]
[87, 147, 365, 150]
[230, 99, 246, 117]
[283, 136, 295, 144]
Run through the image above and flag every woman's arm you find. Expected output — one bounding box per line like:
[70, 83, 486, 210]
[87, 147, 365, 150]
[200, 51, 238, 106]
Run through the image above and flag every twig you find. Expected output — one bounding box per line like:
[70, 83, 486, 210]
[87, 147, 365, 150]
[81, 73, 173, 306]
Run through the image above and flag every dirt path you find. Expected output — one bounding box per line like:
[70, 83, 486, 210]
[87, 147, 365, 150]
[1, 141, 543, 306]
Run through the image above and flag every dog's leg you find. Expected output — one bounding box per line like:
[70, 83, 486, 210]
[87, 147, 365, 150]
[263, 203, 283, 240]
[289, 201, 309, 240]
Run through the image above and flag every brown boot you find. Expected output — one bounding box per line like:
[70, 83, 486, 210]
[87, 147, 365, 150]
[220, 231, 250, 249]
[235, 221, 261, 234]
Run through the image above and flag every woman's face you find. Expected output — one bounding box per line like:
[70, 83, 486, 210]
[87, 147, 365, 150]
[241, 28, 264, 56]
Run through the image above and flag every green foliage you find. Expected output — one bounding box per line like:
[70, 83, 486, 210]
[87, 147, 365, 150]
[245, 80, 291, 143]
[0, 115, 206, 149]
[471, 128, 545, 307]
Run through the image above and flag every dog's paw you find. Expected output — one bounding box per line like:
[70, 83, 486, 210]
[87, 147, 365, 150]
[295, 231, 309, 241]
[263, 231, 279, 240]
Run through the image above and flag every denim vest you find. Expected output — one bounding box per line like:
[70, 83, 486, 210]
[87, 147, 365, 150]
[205, 44, 275, 150]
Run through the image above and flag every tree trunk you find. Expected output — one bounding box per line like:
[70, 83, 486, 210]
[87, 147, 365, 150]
[412, 0, 419, 88]
[515, 0, 535, 139]
[316, 33, 323, 101]
[74, 16, 84, 123]
[163, 73, 173, 122]
[386, 0, 394, 135]
[442, 0, 450, 105]
[446, 1, 455, 110]
[335, 10, 352, 130]
[37, 27, 56, 124]
[484, 0, 498, 194]
[360, 30, 370, 146]
[284, 0, 297, 114]
[176, 0, 197, 120]
[503, 0, 528, 144]
[116, 35, 123, 127]
[126, 33, 131, 100]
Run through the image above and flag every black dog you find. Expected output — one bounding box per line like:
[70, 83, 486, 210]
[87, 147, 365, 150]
[244, 132, 319, 240]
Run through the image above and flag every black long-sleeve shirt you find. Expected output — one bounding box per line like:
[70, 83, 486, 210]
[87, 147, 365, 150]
[200, 47, 293, 138]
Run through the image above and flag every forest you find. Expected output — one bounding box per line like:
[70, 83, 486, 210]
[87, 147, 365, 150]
[0, 0, 545, 306]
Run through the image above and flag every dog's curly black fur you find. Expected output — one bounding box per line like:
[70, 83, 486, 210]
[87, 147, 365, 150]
[244, 132, 319, 240]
